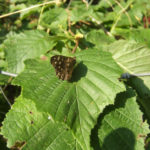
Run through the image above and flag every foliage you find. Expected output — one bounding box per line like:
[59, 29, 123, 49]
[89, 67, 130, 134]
[0, 0, 150, 150]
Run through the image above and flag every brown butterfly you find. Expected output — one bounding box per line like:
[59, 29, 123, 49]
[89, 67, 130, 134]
[51, 55, 76, 81]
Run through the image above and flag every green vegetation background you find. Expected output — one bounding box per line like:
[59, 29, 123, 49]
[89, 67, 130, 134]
[0, 0, 150, 150]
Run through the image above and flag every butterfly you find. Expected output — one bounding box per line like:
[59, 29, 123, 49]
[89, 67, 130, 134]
[51, 55, 76, 81]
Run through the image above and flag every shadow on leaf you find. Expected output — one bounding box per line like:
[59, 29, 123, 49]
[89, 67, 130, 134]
[102, 128, 135, 150]
[126, 77, 150, 123]
[90, 87, 136, 150]
[70, 61, 88, 82]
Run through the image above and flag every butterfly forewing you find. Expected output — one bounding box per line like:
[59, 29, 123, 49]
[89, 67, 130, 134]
[51, 55, 76, 81]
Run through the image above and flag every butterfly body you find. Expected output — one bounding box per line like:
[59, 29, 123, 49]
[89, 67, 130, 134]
[51, 55, 76, 81]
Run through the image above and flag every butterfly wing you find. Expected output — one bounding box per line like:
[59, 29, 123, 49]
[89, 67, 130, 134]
[51, 55, 65, 80]
[64, 57, 76, 80]
[51, 55, 76, 80]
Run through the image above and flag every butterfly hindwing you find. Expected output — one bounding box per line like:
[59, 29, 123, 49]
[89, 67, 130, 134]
[51, 55, 76, 81]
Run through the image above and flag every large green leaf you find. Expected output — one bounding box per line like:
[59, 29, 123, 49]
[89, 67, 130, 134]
[12, 49, 125, 149]
[98, 89, 150, 150]
[106, 40, 150, 123]
[1, 96, 76, 150]
[3, 30, 56, 74]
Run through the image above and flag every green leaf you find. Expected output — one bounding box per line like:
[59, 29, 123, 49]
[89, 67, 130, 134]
[71, 5, 93, 23]
[98, 89, 150, 150]
[106, 40, 150, 124]
[1, 96, 75, 150]
[86, 30, 115, 49]
[13, 49, 125, 149]
[3, 30, 56, 74]
[107, 40, 150, 88]
[41, 8, 68, 33]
